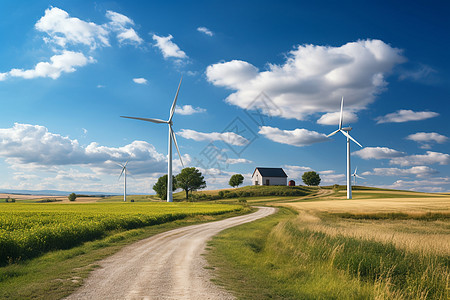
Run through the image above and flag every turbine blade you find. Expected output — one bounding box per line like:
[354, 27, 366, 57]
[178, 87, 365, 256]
[124, 160, 129, 168]
[121, 116, 168, 124]
[341, 130, 362, 147]
[327, 129, 340, 137]
[169, 76, 183, 122]
[118, 167, 125, 180]
[339, 96, 344, 130]
[356, 175, 365, 179]
[170, 125, 184, 168]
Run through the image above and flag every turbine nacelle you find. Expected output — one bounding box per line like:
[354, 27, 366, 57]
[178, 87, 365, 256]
[341, 127, 352, 131]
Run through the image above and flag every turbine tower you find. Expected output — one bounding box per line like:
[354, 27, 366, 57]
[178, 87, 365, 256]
[327, 97, 362, 199]
[121, 77, 184, 202]
[117, 160, 129, 202]
[352, 167, 365, 185]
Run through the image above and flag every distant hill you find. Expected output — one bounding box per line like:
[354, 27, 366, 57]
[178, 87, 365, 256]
[0, 189, 121, 197]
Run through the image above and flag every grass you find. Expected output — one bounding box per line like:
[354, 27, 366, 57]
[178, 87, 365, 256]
[207, 189, 450, 299]
[0, 207, 251, 299]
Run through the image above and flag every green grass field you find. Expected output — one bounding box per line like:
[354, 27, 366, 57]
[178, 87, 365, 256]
[0, 202, 242, 265]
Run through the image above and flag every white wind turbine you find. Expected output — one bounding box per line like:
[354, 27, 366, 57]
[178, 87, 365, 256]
[117, 160, 129, 202]
[352, 167, 365, 185]
[327, 97, 362, 199]
[121, 77, 184, 202]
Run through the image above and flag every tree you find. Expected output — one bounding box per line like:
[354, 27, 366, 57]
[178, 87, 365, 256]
[302, 171, 321, 186]
[229, 174, 244, 188]
[176, 167, 206, 200]
[153, 175, 177, 200]
[68, 193, 77, 201]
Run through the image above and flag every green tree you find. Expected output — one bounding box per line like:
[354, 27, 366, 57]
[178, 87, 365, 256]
[176, 167, 206, 200]
[302, 171, 321, 186]
[153, 175, 177, 200]
[68, 193, 77, 201]
[229, 174, 244, 188]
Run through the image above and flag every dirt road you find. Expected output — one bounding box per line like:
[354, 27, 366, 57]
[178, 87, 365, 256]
[66, 206, 276, 300]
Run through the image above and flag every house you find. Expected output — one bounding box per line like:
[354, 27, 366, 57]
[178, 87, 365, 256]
[252, 167, 288, 186]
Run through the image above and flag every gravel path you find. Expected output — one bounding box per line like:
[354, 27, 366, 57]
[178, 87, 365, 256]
[66, 206, 276, 300]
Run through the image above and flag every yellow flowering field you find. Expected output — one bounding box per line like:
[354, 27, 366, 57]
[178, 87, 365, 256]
[0, 202, 242, 265]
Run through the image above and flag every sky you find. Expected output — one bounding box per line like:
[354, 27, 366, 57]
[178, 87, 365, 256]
[0, 0, 449, 194]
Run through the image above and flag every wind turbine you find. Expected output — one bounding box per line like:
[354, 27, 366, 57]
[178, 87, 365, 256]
[121, 77, 184, 202]
[352, 167, 365, 185]
[327, 97, 362, 199]
[117, 160, 129, 202]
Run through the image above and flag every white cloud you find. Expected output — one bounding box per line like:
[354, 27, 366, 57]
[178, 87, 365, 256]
[226, 158, 252, 164]
[353, 147, 405, 159]
[283, 165, 312, 179]
[197, 27, 213, 36]
[390, 151, 450, 166]
[399, 64, 436, 81]
[177, 129, 248, 146]
[9, 51, 94, 79]
[133, 77, 147, 84]
[106, 10, 143, 45]
[35, 7, 109, 49]
[376, 109, 439, 124]
[258, 126, 328, 147]
[175, 105, 206, 115]
[0, 73, 7, 81]
[152, 34, 187, 59]
[317, 111, 358, 125]
[386, 177, 450, 193]
[362, 166, 438, 178]
[206, 39, 405, 120]
[406, 132, 448, 148]
[0, 123, 167, 176]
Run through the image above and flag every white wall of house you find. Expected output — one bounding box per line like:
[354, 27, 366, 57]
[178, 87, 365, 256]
[252, 170, 287, 186]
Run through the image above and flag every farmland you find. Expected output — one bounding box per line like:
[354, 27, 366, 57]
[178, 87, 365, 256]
[207, 189, 450, 299]
[0, 202, 243, 265]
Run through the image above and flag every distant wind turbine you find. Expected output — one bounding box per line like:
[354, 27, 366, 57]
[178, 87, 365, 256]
[121, 77, 184, 202]
[352, 167, 365, 185]
[327, 97, 363, 199]
[117, 160, 129, 202]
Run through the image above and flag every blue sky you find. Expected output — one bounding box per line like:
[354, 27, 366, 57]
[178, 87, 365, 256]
[0, 0, 449, 194]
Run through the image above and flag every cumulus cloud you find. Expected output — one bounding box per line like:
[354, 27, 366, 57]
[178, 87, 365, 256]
[406, 132, 448, 149]
[390, 151, 450, 166]
[0, 123, 167, 175]
[387, 177, 450, 193]
[35, 7, 109, 49]
[226, 158, 252, 164]
[206, 39, 405, 120]
[2, 7, 143, 81]
[362, 166, 438, 178]
[259, 126, 328, 147]
[152, 34, 187, 59]
[317, 111, 358, 125]
[9, 51, 94, 79]
[197, 26, 213, 36]
[376, 109, 439, 124]
[175, 105, 206, 115]
[105, 10, 143, 45]
[133, 77, 147, 84]
[177, 129, 248, 146]
[353, 147, 405, 159]
[283, 165, 312, 179]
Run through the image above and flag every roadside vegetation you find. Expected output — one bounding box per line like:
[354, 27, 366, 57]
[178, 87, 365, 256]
[207, 190, 450, 299]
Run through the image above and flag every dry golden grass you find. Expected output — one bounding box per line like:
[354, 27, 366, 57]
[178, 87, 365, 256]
[280, 192, 450, 256]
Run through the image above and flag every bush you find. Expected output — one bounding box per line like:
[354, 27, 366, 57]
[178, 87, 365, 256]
[68, 193, 77, 201]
